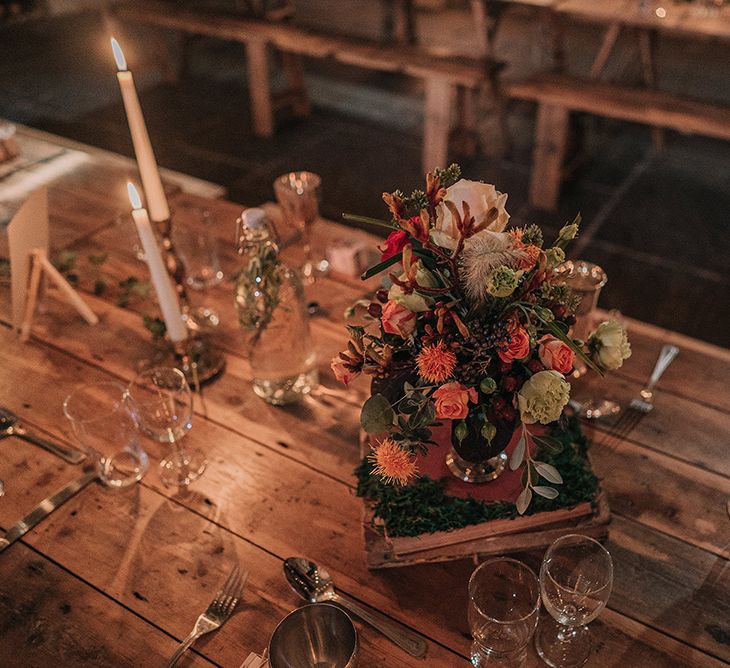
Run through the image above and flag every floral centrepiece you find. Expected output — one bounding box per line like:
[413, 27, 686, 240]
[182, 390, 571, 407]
[334, 166, 630, 514]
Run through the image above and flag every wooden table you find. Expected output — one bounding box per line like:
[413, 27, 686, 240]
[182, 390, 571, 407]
[1, 141, 729, 667]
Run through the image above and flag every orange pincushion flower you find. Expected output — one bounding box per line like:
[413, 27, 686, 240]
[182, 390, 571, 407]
[369, 438, 418, 486]
[518, 244, 541, 270]
[416, 342, 457, 383]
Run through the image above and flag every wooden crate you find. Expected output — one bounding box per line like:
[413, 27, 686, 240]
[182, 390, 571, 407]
[359, 433, 610, 569]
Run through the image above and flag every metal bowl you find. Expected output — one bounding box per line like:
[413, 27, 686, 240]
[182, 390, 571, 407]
[268, 603, 358, 668]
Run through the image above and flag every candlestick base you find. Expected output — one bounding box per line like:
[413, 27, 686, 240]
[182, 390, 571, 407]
[147, 334, 226, 387]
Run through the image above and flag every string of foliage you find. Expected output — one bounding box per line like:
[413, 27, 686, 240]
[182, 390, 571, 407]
[355, 415, 599, 537]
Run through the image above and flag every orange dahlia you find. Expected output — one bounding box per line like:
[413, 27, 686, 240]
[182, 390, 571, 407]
[416, 342, 457, 383]
[369, 438, 418, 486]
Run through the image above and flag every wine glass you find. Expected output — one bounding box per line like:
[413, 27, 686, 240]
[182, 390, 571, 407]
[556, 260, 619, 419]
[125, 367, 206, 488]
[273, 171, 324, 284]
[63, 381, 148, 488]
[536, 534, 614, 668]
[173, 202, 222, 331]
[468, 557, 540, 667]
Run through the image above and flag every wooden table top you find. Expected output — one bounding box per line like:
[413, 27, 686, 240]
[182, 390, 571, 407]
[1, 134, 729, 667]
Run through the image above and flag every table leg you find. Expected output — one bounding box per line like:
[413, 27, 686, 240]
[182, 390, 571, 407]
[423, 77, 454, 174]
[246, 38, 275, 138]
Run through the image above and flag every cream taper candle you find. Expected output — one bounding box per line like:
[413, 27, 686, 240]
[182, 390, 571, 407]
[113, 38, 170, 223]
[127, 183, 187, 343]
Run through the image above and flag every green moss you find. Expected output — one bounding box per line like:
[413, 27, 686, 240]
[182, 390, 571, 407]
[355, 416, 599, 537]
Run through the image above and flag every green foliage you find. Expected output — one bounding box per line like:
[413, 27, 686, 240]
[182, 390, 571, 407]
[360, 394, 395, 434]
[521, 224, 544, 248]
[355, 416, 599, 537]
[433, 164, 462, 188]
[117, 276, 151, 308]
[143, 315, 167, 340]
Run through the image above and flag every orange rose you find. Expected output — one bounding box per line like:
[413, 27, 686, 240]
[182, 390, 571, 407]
[330, 356, 359, 387]
[381, 300, 416, 338]
[538, 335, 575, 374]
[432, 382, 478, 420]
[498, 327, 531, 363]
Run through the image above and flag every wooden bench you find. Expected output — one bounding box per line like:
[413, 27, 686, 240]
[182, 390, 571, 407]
[110, 1, 500, 173]
[505, 74, 730, 210]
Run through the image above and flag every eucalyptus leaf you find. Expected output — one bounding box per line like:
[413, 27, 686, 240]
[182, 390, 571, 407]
[342, 213, 397, 229]
[534, 462, 564, 484]
[533, 435, 564, 455]
[533, 486, 559, 499]
[510, 431, 526, 471]
[360, 394, 395, 434]
[361, 254, 401, 280]
[516, 486, 533, 515]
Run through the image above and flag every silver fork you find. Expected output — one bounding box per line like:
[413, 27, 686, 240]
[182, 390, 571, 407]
[166, 565, 248, 668]
[607, 344, 679, 442]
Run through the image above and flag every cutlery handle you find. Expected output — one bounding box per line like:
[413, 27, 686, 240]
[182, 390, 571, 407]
[17, 431, 86, 465]
[333, 593, 427, 658]
[647, 345, 679, 391]
[165, 630, 200, 668]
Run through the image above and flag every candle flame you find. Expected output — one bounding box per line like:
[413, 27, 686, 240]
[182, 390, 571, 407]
[127, 182, 143, 210]
[111, 37, 127, 71]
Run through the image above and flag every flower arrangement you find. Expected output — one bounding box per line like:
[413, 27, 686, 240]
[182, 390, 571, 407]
[333, 166, 630, 514]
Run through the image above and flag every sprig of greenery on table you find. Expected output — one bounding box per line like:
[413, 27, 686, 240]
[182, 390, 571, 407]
[355, 415, 599, 537]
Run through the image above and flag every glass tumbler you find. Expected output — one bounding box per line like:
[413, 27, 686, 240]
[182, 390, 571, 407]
[125, 367, 206, 488]
[63, 381, 148, 488]
[536, 534, 613, 668]
[468, 557, 540, 667]
[273, 171, 323, 284]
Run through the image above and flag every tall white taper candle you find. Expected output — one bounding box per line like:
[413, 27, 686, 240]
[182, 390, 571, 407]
[113, 38, 170, 223]
[127, 183, 187, 343]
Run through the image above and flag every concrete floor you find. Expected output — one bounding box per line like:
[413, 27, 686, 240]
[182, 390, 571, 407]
[1, 7, 729, 347]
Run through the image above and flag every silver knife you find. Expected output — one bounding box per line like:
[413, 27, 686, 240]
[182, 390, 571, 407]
[0, 470, 98, 553]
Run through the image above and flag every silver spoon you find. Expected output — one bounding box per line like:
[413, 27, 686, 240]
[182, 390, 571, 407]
[284, 557, 427, 659]
[0, 407, 86, 464]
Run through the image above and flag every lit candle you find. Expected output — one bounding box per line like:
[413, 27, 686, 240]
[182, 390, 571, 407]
[127, 183, 187, 343]
[113, 38, 170, 223]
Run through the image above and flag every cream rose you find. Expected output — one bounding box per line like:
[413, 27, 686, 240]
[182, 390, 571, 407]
[518, 370, 570, 425]
[387, 261, 437, 312]
[590, 319, 631, 370]
[431, 179, 510, 250]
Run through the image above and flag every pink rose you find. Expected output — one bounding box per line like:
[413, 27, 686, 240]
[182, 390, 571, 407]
[378, 230, 409, 262]
[432, 382, 478, 420]
[330, 356, 359, 387]
[381, 300, 416, 338]
[498, 327, 531, 363]
[538, 335, 575, 374]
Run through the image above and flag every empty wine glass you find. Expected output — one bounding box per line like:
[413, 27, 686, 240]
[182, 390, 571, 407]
[468, 557, 540, 667]
[63, 381, 148, 488]
[536, 534, 614, 668]
[125, 367, 206, 488]
[556, 260, 619, 419]
[173, 203, 222, 331]
[273, 171, 324, 284]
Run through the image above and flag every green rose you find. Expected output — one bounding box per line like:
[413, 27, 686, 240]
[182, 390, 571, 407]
[388, 261, 437, 312]
[589, 319, 631, 370]
[486, 266, 521, 298]
[517, 370, 570, 424]
[545, 247, 565, 267]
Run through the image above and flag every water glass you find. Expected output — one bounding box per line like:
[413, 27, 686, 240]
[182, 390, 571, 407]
[173, 204, 223, 290]
[273, 171, 322, 284]
[125, 367, 206, 488]
[536, 534, 613, 668]
[468, 557, 540, 667]
[63, 381, 148, 488]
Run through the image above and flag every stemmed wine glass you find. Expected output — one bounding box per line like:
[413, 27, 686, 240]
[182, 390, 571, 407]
[125, 367, 206, 488]
[468, 557, 541, 667]
[536, 534, 614, 668]
[273, 171, 324, 284]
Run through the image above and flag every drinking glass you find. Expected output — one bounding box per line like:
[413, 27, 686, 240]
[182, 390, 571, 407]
[63, 381, 148, 488]
[536, 534, 613, 668]
[273, 171, 324, 284]
[173, 203, 222, 330]
[125, 367, 206, 488]
[555, 260, 618, 418]
[468, 557, 540, 667]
